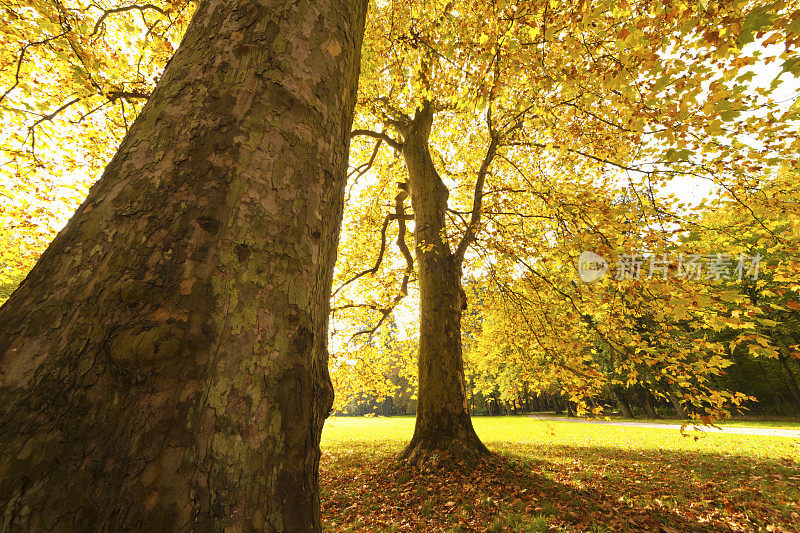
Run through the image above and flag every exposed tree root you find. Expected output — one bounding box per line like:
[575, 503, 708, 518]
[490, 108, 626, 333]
[399, 432, 491, 472]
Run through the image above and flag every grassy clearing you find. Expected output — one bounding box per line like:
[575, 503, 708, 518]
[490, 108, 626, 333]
[320, 416, 800, 532]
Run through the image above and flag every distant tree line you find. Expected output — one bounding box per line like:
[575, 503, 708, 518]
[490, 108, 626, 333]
[336, 354, 800, 419]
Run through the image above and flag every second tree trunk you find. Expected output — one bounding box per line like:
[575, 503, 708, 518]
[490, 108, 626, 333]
[398, 104, 488, 467]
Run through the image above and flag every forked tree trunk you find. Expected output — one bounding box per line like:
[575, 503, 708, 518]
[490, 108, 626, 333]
[0, 0, 367, 530]
[613, 387, 635, 419]
[398, 105, 489, 467]
[640, 387, 660, 419]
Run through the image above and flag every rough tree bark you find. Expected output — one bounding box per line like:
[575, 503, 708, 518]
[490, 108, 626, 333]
[396, 104, 489, 467]
[0, 0, 367, 530]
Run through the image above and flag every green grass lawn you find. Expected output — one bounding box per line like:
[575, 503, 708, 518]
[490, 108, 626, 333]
[320, 416, 800, 532]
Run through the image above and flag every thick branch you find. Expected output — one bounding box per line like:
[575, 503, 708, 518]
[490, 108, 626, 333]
[107, 90, 151, 101]
[454, 109, 499, 264]
[351, 129, 403, 151]
[368, 96, 413, 132]
[394, 187, 415, 274]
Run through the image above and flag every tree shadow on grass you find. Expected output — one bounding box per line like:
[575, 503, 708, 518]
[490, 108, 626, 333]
[321, 445, 797, 533]
[320, 440, 800, 532]
[499, 442, 800, 532]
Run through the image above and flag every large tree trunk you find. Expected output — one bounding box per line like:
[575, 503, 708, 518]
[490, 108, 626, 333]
[0, 0, 367, 530]
[398, 104, 488, 468]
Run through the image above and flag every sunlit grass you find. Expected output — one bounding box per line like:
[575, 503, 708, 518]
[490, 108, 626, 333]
[323, 415, 800, 459]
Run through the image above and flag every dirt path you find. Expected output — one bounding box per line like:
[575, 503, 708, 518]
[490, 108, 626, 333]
[527, 415, 800, 438]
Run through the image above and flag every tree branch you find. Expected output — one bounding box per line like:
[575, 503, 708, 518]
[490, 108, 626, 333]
[348, 138, 383, 178]
[454, 107, 499, 264]
[349, 185, 415, 340]
[394, 186, 415, 279]
[27, 97, 82, 156]
[332, 215, 391, 298]
[0, 30, 72, 105]
[368, 96, 413, 131]
[91, 4, 167, 37]
[509, 140, 780, 241]
[107, 90, 151, 102]
[351, 129, 403, 151]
